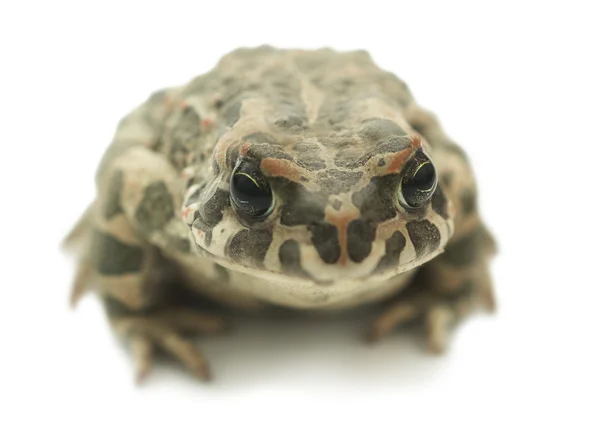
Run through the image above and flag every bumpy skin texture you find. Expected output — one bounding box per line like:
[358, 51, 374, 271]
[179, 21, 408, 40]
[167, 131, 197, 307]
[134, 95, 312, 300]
[65, 46, 495, 380]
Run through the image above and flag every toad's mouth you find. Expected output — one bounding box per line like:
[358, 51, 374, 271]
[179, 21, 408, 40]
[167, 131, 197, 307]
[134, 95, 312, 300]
[192, 240, 444, 287]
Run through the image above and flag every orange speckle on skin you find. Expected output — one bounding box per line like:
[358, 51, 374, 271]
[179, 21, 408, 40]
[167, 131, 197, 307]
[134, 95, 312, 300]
[181, 168, 192, 179]
[201, 118, 213, 129]
[385, 148, 414, 174]
[324, 207, 360, 266]
[181, 206, 193, 219]
[410, 134, 423, 148]
[193, 228, 203, 240]
[260, 157, 303, 182]
[240, 142, 251, 157]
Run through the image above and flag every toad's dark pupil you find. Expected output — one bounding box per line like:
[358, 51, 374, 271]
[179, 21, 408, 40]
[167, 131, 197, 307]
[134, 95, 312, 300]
[412, 162, 436, 190]
[401, 161, 437, 208]
[231, 165, 273, 217]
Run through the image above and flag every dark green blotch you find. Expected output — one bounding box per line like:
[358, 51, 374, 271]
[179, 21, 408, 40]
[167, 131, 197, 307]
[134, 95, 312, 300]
[295, 157, 327, 171]
[374, 231, 407, 273]
[440, 227, 484, 267]
[221, 99, 242, 126]
[135, 182, 175, 234]
[410, 120, 428, 138]
[431, 186, 450, 219]
[444, 142, 468, 160]
[352, 174, 400, 224]
[184, 185, 202, 207]
[178, 106, 201, 135]
[103, 170, 124, 220]
[372, 135, 412, 156]
[226, 229, 272, 268]
[279, 239, 312, 279]
[172, 236, 192, 254]
[406, 220, 441, 259]
[318, 98, 351, 126]
[204, 229, 213, 247]
[440, 173, 453, 188]
[334, 149, 366, 169]
[316, 169, 363, 195]
[359, 118, 407, 141]
[199, 188, 230, 229]
[460, 189, 477, 215]
[275, 179, 327, 227]
[170, 107, 201, 168]
[308, 222, 340, 264]
[347, 219, 376, 263]
[93, 231, 144, 275]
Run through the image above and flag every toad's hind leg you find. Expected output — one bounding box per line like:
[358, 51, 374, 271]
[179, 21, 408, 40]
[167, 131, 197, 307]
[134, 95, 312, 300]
[71, 147, 227, 382]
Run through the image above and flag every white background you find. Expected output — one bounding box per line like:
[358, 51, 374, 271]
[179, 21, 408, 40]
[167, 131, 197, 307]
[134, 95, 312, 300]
[1, 1, 599, 438]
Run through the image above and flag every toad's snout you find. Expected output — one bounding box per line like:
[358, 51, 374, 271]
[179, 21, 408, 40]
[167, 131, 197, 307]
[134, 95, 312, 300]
[310, 205, 376, 268]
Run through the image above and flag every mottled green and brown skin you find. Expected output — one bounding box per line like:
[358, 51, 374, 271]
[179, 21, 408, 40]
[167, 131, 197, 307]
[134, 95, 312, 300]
[65, 46, 495, 381]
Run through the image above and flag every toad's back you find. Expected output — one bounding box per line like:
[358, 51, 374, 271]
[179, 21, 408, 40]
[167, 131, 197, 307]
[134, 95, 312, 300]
[154, 47, 416, 173]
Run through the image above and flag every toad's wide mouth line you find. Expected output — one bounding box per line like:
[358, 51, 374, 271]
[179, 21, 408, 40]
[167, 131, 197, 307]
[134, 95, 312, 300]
[192, 242, 445, 288]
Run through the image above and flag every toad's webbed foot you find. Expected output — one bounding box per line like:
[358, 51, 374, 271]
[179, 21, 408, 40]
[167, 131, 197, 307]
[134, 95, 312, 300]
[368, 284, 490, 353]
[107, 302, 229, 382]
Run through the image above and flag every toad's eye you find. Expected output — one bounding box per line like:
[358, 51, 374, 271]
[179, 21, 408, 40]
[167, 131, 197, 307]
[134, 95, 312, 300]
[398, 150, 438, 209]
[230, 160, 274, 218]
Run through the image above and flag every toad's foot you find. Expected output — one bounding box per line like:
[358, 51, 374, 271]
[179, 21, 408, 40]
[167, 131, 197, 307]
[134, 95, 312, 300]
[111, 308, 229, 383]
[367, 285, 492, 353]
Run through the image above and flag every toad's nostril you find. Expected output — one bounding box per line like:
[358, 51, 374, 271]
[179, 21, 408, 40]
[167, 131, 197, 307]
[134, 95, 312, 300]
[347, 219, 376, 263]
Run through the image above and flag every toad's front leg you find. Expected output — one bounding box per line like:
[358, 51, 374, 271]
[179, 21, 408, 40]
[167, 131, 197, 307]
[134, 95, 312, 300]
[70, 147, 227, 382]
[369, 223, 496, 353]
